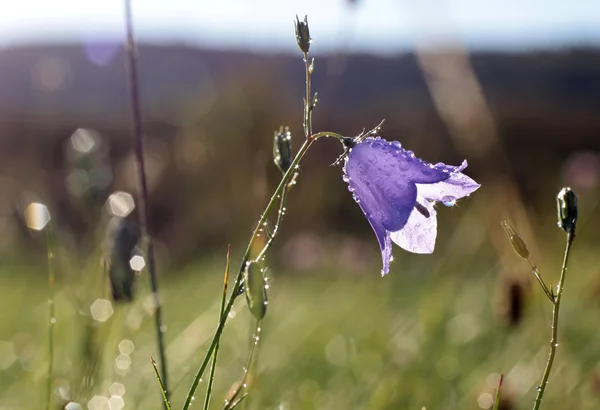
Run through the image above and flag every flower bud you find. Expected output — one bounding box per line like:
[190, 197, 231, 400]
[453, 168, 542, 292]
[244, 261, 267, 320]
[294, 15, 311, 53]
[557, 187, 578, 235]
[273, 127, 293, 174]
[501, 221, 529, 260]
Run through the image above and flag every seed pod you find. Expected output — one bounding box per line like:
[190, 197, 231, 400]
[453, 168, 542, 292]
[500, 221, 529, 260]
[244, 262, 267, 320]
[104, 216, 141, 302]
[294, 15, 311, 53]
[273, 127, 293, 174]
[556, 187, 578, 235]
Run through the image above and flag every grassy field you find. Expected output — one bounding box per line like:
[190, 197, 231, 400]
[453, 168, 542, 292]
[1, 195, 600, 410]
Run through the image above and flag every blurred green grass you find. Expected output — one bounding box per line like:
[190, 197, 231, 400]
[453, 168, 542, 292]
[2, 197, 600, 410]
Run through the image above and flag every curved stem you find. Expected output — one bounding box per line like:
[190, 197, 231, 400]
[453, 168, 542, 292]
[532, 231, 575, 410]
[183, 135, 315, 409]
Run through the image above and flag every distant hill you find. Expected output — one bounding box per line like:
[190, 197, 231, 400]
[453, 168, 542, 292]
[0, 43, 599, 257]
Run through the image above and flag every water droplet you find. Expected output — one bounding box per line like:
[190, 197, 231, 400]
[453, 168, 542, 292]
[441, 196, 456, 207]
[50, 317, 56, 324]
[352, 193, 360, 203]
[391, 141, 402, 149]
[342, 175, 350, 182]
[536, 386, 542, 392]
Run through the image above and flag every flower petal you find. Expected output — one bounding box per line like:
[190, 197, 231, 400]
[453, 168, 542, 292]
[416, 170, 480, 203]
[390, 198, 437, 254]
[350, 138, 455, 185]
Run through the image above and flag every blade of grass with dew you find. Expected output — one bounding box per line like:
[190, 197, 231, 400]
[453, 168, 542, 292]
[203, 246, 231, 410]
[151, 357, 172, 410]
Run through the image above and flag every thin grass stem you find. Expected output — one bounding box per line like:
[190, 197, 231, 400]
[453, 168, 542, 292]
[492, 374, 504, 410]
[123, 0, 169, 403]
[44, 227, 55, 410]
[151, 357, 172, 410]
[203, 247, 231, 410]
[532, 231, 575, 410]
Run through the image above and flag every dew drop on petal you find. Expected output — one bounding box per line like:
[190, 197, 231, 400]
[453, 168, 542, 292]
[441, 196, 457, 207]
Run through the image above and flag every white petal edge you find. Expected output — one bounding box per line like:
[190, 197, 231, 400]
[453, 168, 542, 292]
[415, 172, 480, 203]
[390, 198, 437, 254]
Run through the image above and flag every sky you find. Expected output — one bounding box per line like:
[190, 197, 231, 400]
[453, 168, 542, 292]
[0, 0, 599, 54]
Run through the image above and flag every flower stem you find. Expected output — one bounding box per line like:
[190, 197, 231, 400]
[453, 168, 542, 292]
[203, 247, 231, 410]
[303, 52, 313, 138]
[123, 0, 169, 403]
[44, 227, 55, 410]
[527, 261, 555, 303]
[183, 135, 316, 410]
[223, 319, 262, 410]
[532, 231, 575, 410]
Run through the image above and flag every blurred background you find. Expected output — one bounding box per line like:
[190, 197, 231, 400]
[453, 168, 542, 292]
[1, 0, 600, 409]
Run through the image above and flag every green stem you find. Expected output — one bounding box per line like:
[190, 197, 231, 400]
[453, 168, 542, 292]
[183, 135, 314, 410]
[532, 231, 575, 410]
[254, 180, 289, 263]
[527, 261, 555, 303]
[151, 357, 172, 410]
[45, 228, 55, 410]
[303, 52, 312, 138]
[223, 319, 262, 410]
[182, 130, 344, 410]
[203, 248, 231, 410]
[123, 0, 169, 402]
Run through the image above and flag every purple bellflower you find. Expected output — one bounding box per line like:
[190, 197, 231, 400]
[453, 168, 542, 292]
[342, 136, 480, 275]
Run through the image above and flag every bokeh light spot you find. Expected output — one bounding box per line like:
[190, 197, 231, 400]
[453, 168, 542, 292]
[109, 382, 126, 397]
[115, 354, 132, 372]
[129, 255, 145, 271]
[90, 299, 114, 322]
[24, 202, 50, 231]
[71, 128, 99, 154]
[107, 192, 135, 217]
[87, 395, 109, 410]
[477, 392, 494, 409]
[118, 340, 134, 356]
[108, 395, 124, 410]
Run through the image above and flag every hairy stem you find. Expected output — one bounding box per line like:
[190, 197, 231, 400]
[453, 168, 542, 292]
[123, 0, 169, 402]
[303, 53, 313, 138]
[532, 231, 575, 410]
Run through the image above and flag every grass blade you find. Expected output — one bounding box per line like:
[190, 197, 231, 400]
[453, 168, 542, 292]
[151, 357, 172, 410]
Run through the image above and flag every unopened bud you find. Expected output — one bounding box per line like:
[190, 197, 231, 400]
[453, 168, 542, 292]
[244, 262, 267, 320]
[557, 187, 578, 235]
[294, 15, 311, 53]
[501, 221, 530, 260]
[273, 127, 293, 174]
